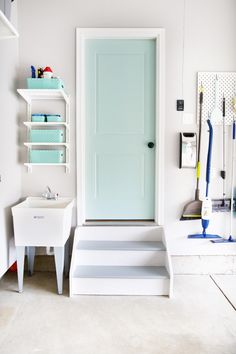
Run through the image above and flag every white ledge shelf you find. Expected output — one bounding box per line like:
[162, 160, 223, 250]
[0, 10, 19, 39]
[23, 122, 69, 128]
[24, 142, 69, 147]
[24, 163, 70, 173]
[17, 89, 69, 104]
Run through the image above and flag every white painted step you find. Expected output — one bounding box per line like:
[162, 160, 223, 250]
[71, 266, 170, 295]
[76, 240, 166, 266]
[75, 226, 163, 241]
[73, 265, 169, 279]
[77, 240, 166, 251]
[70, 226, 173, 296]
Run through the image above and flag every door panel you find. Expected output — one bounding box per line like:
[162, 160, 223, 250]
[85, 39, 156, 220]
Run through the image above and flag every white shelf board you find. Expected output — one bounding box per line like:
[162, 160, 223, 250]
[24, 163, 68, 167]
[17, 89, 69, 104]
[24, 163, 70, 173]
[0, 10, 19, 39]
[24, 142, 69, 147]
[23, 122, 69, 128]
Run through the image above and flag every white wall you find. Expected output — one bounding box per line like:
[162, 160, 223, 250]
[18, 0, 236, 255]
[0, 0, 21, 277]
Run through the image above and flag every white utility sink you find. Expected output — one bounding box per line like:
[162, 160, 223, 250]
[12, 197, 74, 247]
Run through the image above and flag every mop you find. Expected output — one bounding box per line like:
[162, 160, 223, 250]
[188, 118, 221, 239]
[211, 117, 236, 243]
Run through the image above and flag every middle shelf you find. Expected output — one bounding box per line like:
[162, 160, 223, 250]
[23, 122, 69, 128]
[24, 143, 69, 147]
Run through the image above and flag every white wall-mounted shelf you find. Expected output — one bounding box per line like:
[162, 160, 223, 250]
[23, 122, 69, 128]
[0, 10, 19, 39]
[17, 89, 69, 104]
[24, 143, 69, 147]
[24, 163, 69, 173]
[18, 89, 70, 173]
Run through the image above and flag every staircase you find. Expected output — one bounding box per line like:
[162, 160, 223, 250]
[70, 226, 173, 296]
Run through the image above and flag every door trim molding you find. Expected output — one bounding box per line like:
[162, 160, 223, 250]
[76, 28, 165, 225]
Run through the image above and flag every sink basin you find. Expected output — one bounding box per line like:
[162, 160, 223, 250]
[12, 197, 74, 247]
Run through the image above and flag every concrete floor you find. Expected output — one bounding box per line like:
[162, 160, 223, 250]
[0, 273, 236, 354]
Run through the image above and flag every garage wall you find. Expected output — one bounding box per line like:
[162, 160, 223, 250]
[0, 0, 21, 277]
[17, 0, 236, 255]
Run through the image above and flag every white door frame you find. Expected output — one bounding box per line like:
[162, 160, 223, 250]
[76, 28, 165, 225]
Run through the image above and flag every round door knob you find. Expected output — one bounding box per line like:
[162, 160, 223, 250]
[148, 142, 155, 148]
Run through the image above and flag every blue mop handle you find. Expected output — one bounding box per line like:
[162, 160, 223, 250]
[206, 119, 213, 197]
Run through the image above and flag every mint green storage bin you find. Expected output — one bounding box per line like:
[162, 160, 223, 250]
[27, 78, 64, 89]
[46, 114, 62, 122]
[31, 114, 45, 122]
[30, 129, 65, 143]
[30, 150, 65, 163]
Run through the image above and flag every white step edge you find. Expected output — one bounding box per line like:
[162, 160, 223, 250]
[77, 240, 166, 251]
[71, 277, 170, 296]
[73, 266, 169, 279]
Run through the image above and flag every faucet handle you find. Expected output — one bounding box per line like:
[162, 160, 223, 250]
[42, 186, 58, 200]
[45, 186, 52, 194]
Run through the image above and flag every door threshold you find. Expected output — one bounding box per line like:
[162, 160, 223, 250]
[83, 220, 158, 226]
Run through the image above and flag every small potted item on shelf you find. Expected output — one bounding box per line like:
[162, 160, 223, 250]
[43, 66, 53, 79]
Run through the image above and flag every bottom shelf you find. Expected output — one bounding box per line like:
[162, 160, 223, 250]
[24, 163, 70, 173]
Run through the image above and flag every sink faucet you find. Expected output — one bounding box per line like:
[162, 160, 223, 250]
[42, 186, 58, 200]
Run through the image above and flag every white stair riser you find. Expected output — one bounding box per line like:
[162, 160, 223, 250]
[75, 250, 166, 266]
[77, 226, 163, 241]
[71, 278, 170, 296]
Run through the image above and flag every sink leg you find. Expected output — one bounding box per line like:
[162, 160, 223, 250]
[27, 247, 35, 276]
[16, 246, 25, 293]
[64, 239, 70, 278]
[54, 247, 64, 295]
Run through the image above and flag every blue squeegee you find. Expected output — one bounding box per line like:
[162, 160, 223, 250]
[211, 119, 236, 243]
[188, 118, 222, 239]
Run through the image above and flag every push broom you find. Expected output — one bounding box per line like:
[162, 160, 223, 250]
[188, 118, 221, 239]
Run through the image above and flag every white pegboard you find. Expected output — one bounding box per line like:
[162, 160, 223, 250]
[197, 72, 236, 125]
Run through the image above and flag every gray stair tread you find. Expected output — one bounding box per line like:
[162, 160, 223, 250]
[77, 241, 166, 251]
[73, 266, 169, 279]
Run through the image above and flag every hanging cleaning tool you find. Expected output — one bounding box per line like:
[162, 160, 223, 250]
[211, 75, 222, 124]
[221, 96, 226, 201]
[211, 101, 236, 242]
[188, 118, 222, 239]
[213, 96, 231, 212]
[181, 84, 204, 220]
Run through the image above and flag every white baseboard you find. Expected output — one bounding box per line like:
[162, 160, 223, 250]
[30, 254, 236, 275]
[172, 255, 236, 274]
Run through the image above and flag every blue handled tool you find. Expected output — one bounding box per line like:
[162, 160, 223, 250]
[188, 118, 222, 239]
[31, 65, 36, 78]
[211, 119, 236, 243]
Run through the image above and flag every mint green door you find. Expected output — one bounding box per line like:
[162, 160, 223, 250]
[85, 39, 156, 220]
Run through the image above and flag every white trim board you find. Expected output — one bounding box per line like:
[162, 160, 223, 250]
[76, 28, 165, 225]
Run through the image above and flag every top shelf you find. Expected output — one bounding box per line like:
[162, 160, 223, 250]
[17, 89, 70, 104]
[0, 10, 19, 39]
